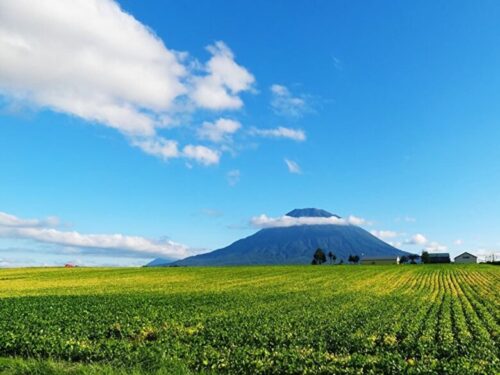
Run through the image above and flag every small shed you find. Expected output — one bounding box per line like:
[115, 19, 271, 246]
[361, 256, 400, 265]
[428, 253, 451, 263]
[454, 252, 477, 264]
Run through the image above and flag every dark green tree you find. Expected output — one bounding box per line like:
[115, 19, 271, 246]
[312, 248, 327, 265]
[352, 255, 360, 264]
[421, 251, 430, 264]
[400, 255, 409, 264]
[327, 251, 336, 264]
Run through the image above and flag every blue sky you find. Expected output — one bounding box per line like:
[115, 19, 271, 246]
[1, 0, 499, 266]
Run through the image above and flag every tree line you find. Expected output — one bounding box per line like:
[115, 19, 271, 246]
[311, 248, 360, 265]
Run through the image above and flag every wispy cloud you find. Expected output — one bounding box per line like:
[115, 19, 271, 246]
[0, 211, 189, 259]
[0, 211, 59, 228]
[284, 158, 301, 174]
[226, 169, 241, 186]
[201, 208, 224, 218]
[250, 126, 306, 142]
[270, 84, 309, 117]
[370, 230, 399, 239]
[396, 216, 416, 223]
[197, 118, 241, 143]
[404, 233, 428, 245]
[403, 233, 448, 253]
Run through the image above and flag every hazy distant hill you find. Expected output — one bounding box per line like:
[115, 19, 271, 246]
[147, 208, 409, 266]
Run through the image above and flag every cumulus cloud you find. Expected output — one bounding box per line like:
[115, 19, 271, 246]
[454, 239, 464, 246]
[270, 84, 308, 117]
[0, 1, 254, 166]
[0, 0, 186, 136]
[284, 158, 302, 174]
[371, 230, 399, 239]
[0, 211, 189, 258]
[197, 118, 241, 143]
[250, 214, 366, 228]
[250, 126, 306, 141]
[226, 169, 241, 186]
[190, 42, 255, 110]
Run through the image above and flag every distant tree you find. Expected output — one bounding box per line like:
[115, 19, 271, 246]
[408, 254, 418, 264]
[352, 255, 360, 264]
[400, 255, 408, 264]
[421, 251, 430, 264]
[327, 251, 337, 265]
[339, 259, 344, 265]
[312, 248, 327, 265]
[311, 259, 318, 265]
[348, 254, 354, 264]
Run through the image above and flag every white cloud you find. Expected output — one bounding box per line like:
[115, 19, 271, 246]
[454, 239, 463, 246]
[270, 84, 308, 117]
[190, 41, 255, 110]
[250, 126, 306, 141]
[0, 211, 189, 258]
[182, 145, 220, 166]
[403, 232, 448, 253]
[371, 230, 398, 239]
[131, 137, 220, 165]
[250, 214, 366, 228]
[404, 233, 428, 245]
[0, 1, 254, 166]
[284, 158, 301, 174]
[131, 137, 180, 160]
[226, 169, 241, 186]
[197, 118, 241, 143]
[0, 0, 186, 137]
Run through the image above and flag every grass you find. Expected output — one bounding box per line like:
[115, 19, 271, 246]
[0, 265, 498, 374]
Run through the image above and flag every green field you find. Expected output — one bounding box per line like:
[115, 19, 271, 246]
[0, 265, 498, 374]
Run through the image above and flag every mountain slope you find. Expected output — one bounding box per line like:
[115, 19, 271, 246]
[147, 208, 408, 267]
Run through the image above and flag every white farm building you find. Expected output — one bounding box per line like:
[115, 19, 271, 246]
[454, 252, 477, 264]
[361, 256, 400, 265]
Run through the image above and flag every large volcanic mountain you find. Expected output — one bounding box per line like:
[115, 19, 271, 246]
[148, 208, 408, 266]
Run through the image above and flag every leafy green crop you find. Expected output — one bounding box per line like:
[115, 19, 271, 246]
[0, 265, 498, 374]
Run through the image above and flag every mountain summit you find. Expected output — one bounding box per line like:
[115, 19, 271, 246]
[147, 208, 409, 266]
[285, 208, 340, 218]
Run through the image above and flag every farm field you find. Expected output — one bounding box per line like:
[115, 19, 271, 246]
[0, 265, 498, 374]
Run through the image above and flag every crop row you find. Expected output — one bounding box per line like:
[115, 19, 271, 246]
[0, 265, 498, 374]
